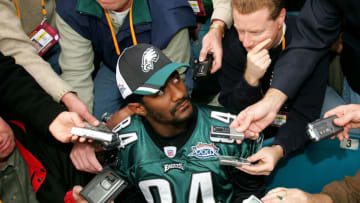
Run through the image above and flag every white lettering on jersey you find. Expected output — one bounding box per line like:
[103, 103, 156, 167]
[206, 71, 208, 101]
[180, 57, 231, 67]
[210, 111, 236, 124]
[163, 163, 184, 173]
[139, 179, 173, 203]
[188, 172, 215, 203]
[138, 172, 215, 202]
[112, 116, 131, 133]
[118, 132, 138, 149]
[210, 111, 236, 143]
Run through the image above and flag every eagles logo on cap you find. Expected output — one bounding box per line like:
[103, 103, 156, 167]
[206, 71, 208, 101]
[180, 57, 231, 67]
[141, 47, 159, 73]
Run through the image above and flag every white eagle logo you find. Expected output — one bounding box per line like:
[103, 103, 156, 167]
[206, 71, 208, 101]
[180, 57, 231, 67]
[141, 47, 159, 72]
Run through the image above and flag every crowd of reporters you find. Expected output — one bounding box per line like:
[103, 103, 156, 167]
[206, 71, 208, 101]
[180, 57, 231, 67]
[0, 0, 360, 202]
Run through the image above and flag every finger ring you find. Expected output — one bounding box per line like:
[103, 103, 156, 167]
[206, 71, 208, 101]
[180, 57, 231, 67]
[277, 195, 284, 200]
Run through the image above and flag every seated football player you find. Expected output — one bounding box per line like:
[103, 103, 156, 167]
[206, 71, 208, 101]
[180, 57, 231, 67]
[72, 44, 265, 203]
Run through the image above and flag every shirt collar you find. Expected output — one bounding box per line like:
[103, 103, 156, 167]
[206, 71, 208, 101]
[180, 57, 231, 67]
[0, 148, 17, 172]
[76, 0, 152, 25]
[277, 22, 286, 46]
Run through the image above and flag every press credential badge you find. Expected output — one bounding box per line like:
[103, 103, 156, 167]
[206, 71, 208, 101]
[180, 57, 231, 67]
[28, 21, 59, 56]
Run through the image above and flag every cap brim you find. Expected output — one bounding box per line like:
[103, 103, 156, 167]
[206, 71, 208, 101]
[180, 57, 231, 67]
[134, 63, 189, 95]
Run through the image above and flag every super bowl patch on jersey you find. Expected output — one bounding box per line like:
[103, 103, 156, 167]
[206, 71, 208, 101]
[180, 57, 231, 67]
[188, 142, 219, 158]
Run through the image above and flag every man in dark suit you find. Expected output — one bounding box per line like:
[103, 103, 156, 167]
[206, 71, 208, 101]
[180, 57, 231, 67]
[230, 0, 360, 143]
[219, 0, 329, 175]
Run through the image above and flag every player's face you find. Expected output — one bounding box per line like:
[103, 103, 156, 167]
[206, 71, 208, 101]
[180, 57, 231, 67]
[0, 117, 15, 162]
[142, 72, 194, 125]
[96, 0, 131, 11]
[233, 7, 285, 52]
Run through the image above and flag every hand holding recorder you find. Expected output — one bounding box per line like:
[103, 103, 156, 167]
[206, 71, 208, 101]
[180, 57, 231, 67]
[324, 104, 360, 141]
[306, 115, 344, 142]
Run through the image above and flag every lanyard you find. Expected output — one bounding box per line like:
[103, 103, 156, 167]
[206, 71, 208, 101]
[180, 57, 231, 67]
[40, 0, 48, 21]
[13, 0, 21, 21]
[14, 0, 48, 23]
[104, 0, 138, 56]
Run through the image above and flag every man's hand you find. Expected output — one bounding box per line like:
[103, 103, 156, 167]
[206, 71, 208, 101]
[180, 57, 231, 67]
[230, 88, 287, 137]
[262, 187, 333, 203]
[49, 112, 88, 143]
[244, 38, 272, 86]
[199, 20, 225, 73]
[324, 104, 360, 141]
[236, 145, 283, 176]
[61, 92, 99, 126]
[70, 142, 103, 173]
[73, 186, 88, 203]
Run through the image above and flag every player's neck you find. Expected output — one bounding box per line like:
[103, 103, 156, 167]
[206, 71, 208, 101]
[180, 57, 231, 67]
[148, 120, 190, 138]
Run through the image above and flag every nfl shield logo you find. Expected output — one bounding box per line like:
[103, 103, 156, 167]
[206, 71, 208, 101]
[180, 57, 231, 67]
[164, 146, 177, 158]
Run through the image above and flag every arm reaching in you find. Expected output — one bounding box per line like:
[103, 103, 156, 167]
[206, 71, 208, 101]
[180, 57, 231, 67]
[199, 20, 225, 73]
[72, 186, 88, 203]
[230, 88, 287, 139]
[262, 187, 333, 203]
[61, 92, 99, 126]
[70, 142, 103, 173]
[49, 111, 87, 143]
[49, 93, 101, 143]
[237, 145, 283, 176]
[324, 104, 360, 141]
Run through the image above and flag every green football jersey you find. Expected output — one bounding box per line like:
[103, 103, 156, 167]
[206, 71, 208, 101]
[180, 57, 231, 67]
[115, 105, 263, 203]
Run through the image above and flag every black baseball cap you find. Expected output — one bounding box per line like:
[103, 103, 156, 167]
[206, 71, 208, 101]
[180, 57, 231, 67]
[115, 44, 189, 99]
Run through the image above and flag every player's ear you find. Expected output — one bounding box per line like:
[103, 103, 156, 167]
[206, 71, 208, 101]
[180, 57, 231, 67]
[128, 103, 147, 116]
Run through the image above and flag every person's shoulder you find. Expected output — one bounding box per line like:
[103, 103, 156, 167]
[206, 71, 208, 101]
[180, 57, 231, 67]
[222, 26, 246, 60]
[56, 0, 76, 12]
[114, 115, 144, 153]
[56, 0, 102, 20]
[284, 15, 298, 44]
[223, 27, 241, 48]
[284, 14, 298, 33]
[285, 14, 297, 25]
[117, 115, 144, 133]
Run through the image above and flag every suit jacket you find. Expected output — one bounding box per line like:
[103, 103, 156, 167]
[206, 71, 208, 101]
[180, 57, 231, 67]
[271, 0, 360, 97]
[219, 15, 329, 157]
